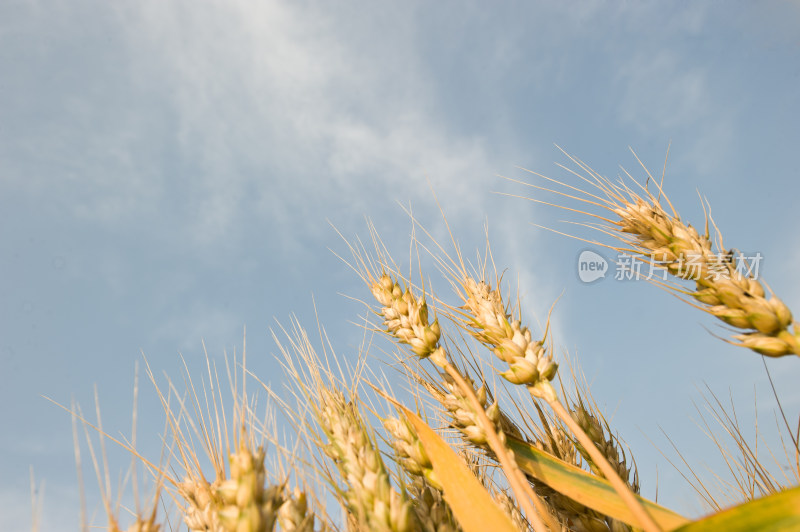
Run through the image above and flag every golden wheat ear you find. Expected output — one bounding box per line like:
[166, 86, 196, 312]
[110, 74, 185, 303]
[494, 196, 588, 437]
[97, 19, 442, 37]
[271, 319, 418, 532]
[448, 272, 661, 532]
[505, 148, 799, 358]
[364, 261, 557, 531]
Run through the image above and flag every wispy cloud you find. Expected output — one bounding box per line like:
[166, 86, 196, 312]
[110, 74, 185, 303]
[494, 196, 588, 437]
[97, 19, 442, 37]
[150, 300, 243, 354]
[3, 0, 504, 254]
[617, 50, 711, 131]
[123, 0, 503, 237]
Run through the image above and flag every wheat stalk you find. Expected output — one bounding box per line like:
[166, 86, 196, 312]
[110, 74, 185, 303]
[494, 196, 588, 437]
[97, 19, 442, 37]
[449, 273, 661, 532]
[366, 265, 557, 532]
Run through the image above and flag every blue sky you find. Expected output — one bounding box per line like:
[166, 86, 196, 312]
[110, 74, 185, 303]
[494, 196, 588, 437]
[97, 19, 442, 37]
[2, 1, 799, 529]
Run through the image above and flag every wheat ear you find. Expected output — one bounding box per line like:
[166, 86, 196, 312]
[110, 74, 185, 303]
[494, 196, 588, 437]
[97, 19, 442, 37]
[216, 439, 284, 532]
[318, 386, 416, 532]
[277, 488, 319, 532]
[455, 274, 661, 532]
[612, 182, 796, 357]
[524, 404, 630, 532]
[508, 149, 798, 357]
[370, 271, 557, 532]
[384, 414, 442, 490]
[379, 409, 461, 531]
[409, 478, 461, 532]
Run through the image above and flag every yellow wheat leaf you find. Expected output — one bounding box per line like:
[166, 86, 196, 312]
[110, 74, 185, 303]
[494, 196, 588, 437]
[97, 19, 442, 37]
[400, 405, 519, 532]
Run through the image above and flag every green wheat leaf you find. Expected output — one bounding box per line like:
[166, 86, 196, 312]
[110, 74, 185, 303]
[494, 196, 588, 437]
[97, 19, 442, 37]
[507, 436, 689, 530]
[671, 484, 800, 532]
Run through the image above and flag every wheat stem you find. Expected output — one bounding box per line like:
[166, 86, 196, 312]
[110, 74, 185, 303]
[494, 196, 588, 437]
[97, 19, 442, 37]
[443, 363, 558, 532]
[371, 270, 558, 530]
[543, 386, 661, 532]
[456, 273, 659, 530]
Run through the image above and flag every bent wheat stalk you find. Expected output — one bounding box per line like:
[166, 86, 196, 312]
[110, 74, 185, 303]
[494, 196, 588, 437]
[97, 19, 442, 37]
[369, 270, 557, 532]
[453, 274, 662, 532]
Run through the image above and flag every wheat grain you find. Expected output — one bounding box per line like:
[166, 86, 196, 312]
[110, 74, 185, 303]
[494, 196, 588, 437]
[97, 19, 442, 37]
[216, 443, 283, 532]
[384, 415, 441, 490]
[459, 276, 557, 398]
[410, 479, 461, 532]
[277, 488, 319, 532]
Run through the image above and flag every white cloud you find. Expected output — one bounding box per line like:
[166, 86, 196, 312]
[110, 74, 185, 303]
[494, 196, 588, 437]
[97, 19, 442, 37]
[151, 301, 243, 354]
[616, 50, 711, 131]
[2, 0, 501, 250]
[613, 45, 739, 181]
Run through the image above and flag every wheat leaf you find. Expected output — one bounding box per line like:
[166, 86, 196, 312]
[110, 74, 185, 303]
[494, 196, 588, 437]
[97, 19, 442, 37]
[670, 484, 800, 532]
[507, 436, 689, 530]
[399, 405, 519, 532]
